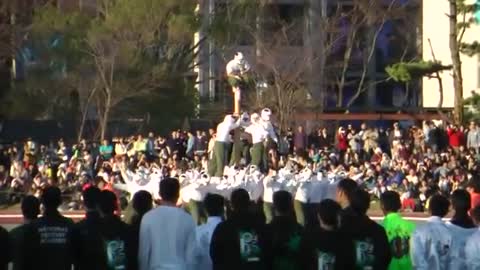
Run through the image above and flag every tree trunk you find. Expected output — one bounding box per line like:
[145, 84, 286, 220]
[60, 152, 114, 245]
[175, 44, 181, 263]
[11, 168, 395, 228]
[449, 0, 464, 124]
[77, 87, 97, 142]
[100, 90, 111, 141]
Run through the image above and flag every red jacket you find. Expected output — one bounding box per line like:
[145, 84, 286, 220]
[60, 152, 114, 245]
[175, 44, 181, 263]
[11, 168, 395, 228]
[337, 133, 348, 151]
[471, 192, 480, 210]
[447, 128, 463, 147]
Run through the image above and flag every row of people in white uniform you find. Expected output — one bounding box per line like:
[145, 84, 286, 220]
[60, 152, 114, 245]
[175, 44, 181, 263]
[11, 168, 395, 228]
[412, 194, 480, 270]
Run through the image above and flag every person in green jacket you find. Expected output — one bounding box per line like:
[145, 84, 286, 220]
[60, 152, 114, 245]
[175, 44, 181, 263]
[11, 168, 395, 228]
[380, 191, 416, 270]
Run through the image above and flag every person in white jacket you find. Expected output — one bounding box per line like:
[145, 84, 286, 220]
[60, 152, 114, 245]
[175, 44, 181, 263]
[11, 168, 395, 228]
[411, 194, 453, 270]
[208, 115, 240, 178]
[139, 178, 197, 270]
[245, 113, 269, 172]
[465, 206, 480, 270]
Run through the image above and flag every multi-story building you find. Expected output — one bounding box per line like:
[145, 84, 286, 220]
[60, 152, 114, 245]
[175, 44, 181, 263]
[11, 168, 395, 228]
[196, 0, 422, 116]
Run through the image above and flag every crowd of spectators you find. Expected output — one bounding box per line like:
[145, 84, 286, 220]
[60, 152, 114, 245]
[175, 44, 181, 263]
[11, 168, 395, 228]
[1, 120, 480, 213]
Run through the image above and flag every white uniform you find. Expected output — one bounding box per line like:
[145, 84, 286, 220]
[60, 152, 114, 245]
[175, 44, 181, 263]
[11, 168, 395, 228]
[411, 216, 453, 270]
[465, 228, 480, 270]
[216, 116, 239, 143]
[226, 57, 250, 77]
[445, 222, 477, 270]
[245, 123, 268, 144]
[195, 216, 222, 270]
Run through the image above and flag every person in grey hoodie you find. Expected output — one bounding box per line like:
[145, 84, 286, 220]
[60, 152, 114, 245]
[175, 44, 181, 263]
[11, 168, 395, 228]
[467, 122, 480, 152]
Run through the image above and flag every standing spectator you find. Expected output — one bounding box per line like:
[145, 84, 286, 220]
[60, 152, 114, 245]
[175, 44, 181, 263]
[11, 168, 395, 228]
[318, 128, 330, 150]
[336, 127, 348, 155]
[411, 194, 452, 270]
[195, 194, 225, 270]
[10, 196, 40, 270]
[23, 186, 75, 270]
[264, 191, 303, 270]
[467, 121, 480, 152]
[467, 178, 480, 210]
[363, 126, 379, 159]
[286, 128, 294, 154]
[447, 124, 463, 151]
[293, 125, 307, 152]
[465, 206, 480, 270]
[139, 178, 197, 270]
[211, 189, 267, 270]
[450, 189, 475, 228]
[300, 199, 355, 270]
[186, 131, 196, 159]
[146, 132, 156, 159]
[97, 190, 133, 270]
[127, 191, 153, 270]
[134, 135, 147, 155]
[71, 187, 103, 270]
[380, 191, 415, 270]
[348, 129, 361, 154]
[0, 224, 8, 270]
[99, 139, 113, 161]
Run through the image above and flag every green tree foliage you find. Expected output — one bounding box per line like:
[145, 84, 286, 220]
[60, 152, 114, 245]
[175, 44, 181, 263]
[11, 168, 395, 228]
[385, 61, 453, 82]
[3, 0, 201, 138]
[464, 91, 480, 122]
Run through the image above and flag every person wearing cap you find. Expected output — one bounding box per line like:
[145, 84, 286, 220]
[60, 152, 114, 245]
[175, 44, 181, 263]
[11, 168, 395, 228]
[208, 115, 241, 178]
[226, 52, 251, 115]
[260, 108, 279, 169]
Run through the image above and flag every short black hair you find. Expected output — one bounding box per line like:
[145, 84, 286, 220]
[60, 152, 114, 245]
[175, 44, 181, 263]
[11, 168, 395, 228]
[41, 186, 62, 209]
[351, 189, 371, 215]
[451, 189, 471, 213]
[380, 191, 401, 213]
[132, 191, 153, 215]
[471, 206, 480, 223]
[159, 178, 180, 202]
[21, 195, 40, 220]
[82, 186, 101, 210]
[98, 190, 117, 215]
[318, 199, 341, 228]
[337, 178, 359, 204]
[429, 194, 450, 217]
[273, 191, 294, 215]
[204, 193, 225, 217]
[230, 188, 250, 212]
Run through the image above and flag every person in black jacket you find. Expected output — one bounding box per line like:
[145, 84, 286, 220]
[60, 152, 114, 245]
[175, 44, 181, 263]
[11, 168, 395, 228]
[10, 195, 40, 270]
[336, 178, 391, 270]
[349, 189, 392, 270]
[23, 186, 75, 270]
[300, 199, 355, 270]
[98, 190, 134, 270]
[264, 191, 303, 270]
[450, 189, 475, 228]
[0, 225, 9, 270]
[128, 190, 153, 270]
[210, 188, 267, 270]
[72, 186, 104, 270]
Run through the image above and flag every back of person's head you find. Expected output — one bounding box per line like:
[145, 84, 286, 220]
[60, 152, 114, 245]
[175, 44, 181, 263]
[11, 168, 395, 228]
[380, 191, 401, 214]
[159, 177, 180, 203]
[204, 193, 225, 217]
[22, 195, 40, 220]
[471, 206, 480, 225]
[429, 194, 450, 218]
[98, 190, 117, 216]
[451, 189, 471, 213]
[336, 178, 358, 206]
[351, 189, 371, 215]
[132, 191, 153, 215]
[41, 186, 62, 210]
[273, 191, 294, 216]
[82, 186, 101, 210]
[230, 188, 250, 213]
[318, 199, 341, 229]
